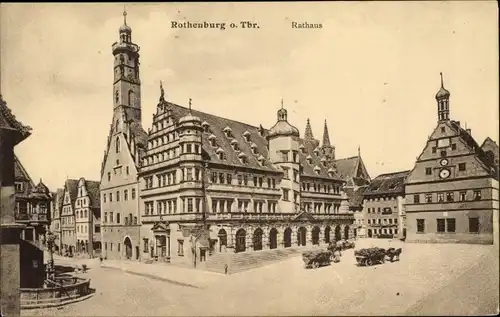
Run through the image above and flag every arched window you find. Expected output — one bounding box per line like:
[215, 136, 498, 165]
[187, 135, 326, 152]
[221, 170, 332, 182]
[116, 137, 121, 153]
[115, 120, 119, 132]
[128, 90, 134, 107]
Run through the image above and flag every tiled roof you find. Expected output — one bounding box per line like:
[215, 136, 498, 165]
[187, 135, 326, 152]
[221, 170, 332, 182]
[14, 154, 34, 186]
[344, 186, 367, 207]
[64, 179, 79, 208]
[332, 156, 359, 179]
[449, 121, 498, 179]
[364, 170, 410, 196]
[164, 102, 344, 181]
[85, 180, 101, 209]
[0, 95, 32, 144]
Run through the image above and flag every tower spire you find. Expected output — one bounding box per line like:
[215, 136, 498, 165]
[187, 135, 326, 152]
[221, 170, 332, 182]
[322, 119, 331, 147]
[304, 118, 314, 140]
[123, 5, 127, 25]
[159, 81, 165, 101]
[358, 145, 361, 156]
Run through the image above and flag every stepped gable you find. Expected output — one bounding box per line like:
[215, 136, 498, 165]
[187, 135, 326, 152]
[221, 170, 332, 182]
[167, 102, 280, 173]
[84, 180, 101, 209]
[364, 170, 410, 196]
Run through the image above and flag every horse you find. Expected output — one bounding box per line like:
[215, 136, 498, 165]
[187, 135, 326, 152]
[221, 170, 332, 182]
[386, 248, 402, 262]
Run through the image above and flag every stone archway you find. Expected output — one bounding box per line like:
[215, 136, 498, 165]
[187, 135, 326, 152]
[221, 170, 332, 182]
[284, 227, 292, 248]
[344, 225, 350, 240]
[312, 226, 320, 245]
[253, 228, 263, 251]
[324, 226, 331, 243]
[124, 237, 133, 260]
[335, 225, 342, 241]
[218, 229, 227, 252]
[235, 229, 246, 253]
[269, 228, 278, 249]
[298, 227, 307, 246]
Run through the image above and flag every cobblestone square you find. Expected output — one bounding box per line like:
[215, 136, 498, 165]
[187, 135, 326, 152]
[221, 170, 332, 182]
[23, 239, 499, 316]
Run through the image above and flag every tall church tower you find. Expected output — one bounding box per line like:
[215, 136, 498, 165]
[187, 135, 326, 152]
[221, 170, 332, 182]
[112, 10, 142, 125]
[100, 10, 146, 261]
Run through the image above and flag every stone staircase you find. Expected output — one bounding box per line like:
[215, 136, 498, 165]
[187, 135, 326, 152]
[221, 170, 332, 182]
[200, 246, 322, 274]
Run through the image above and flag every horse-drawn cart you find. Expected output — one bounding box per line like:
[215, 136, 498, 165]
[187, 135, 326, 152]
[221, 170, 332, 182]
[302, 250, 332, 269]
[354, 247, 386, 266]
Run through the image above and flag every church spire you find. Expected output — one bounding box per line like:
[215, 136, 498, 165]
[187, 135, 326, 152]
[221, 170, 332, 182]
[304, 118, 314, 140]
[322, 119, 331, 147]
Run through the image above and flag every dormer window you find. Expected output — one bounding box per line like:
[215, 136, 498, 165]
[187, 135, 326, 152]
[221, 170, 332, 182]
[238, 152, 247, 164]
[306, 155, 313, 164]
[314, 165, 321, 174]
[208, 134, 217, 147]
[299, 144, 305, 154]
[328, 168, 335, 178]
[216, 147, 225, 160]
[223, 126, 233, 138]
[257, 155, 265, 166]
[320, 157, 327, 167]
[250, 143, 258, 155]
[313, 147, 320, 156]
[231, 139, 239, 151]
[243, 131, 251, 142]
[202, 121, 210, 133]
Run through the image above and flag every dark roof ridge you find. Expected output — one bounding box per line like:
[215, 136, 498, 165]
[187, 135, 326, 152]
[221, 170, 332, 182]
[375, 170, 411, 178]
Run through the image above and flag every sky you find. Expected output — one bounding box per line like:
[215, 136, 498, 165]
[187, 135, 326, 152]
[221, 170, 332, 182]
[1, 2, 498, 191]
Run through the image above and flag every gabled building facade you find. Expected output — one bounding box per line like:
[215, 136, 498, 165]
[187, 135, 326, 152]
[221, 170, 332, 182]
[100, 12, 147, 260]
[362, 170, 410, 239]
[60, 179, 78, 255]
[13, 155, 52, 247]
[405, 74, 499, 245]
[138, 98, 355, 265]
[75, 178, 101, 257]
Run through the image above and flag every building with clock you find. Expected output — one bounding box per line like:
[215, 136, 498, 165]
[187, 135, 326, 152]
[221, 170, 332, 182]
[405, 74, 499, 245]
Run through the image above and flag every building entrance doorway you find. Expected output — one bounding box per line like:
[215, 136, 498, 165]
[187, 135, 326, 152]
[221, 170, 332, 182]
[298, 227, 307, 246]
[284, 228, 292, 248]
[124, 237, 132, 260]
[235, 229, 246, 253]
[269, 228, 278, 249]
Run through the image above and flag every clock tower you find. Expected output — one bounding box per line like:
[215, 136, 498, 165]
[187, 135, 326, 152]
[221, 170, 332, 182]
[404, 73, 499, 245]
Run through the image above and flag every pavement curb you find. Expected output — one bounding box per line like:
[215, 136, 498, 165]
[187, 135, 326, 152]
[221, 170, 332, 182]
[21, 293, 95, 310]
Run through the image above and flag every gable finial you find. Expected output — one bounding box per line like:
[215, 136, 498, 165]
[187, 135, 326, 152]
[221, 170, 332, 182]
[281, 98, 284, 109]
[159, 81, 165, 101]
[358, 145, 361, 156]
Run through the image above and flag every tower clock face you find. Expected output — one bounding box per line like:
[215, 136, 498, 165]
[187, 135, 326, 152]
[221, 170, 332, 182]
[440, 159, 449, 166]
[439, 168, 451, 179]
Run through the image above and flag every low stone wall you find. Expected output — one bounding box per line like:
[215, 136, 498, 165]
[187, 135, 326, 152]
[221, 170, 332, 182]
[20, 277, 91, 309]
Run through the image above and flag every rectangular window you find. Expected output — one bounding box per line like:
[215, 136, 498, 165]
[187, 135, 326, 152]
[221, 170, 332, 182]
[211, 172, 217, 183]
[459, 163, 466, 171]
[226, 173, 232, 184]
[143, 239, 148, 253]
[425, 194, 432, 203]
[437, 193, 444, 202]
[187, 198, 193, 213]
[116, 213, 120, 224]
[110, 193, 113, 202]
[469, 217, 479, 233]
[432, 147, 437, 153]
[451, 143, 457, 150]
[459, 191, 466, 201]
[219, 173, 225, 184]
[105, 242, 108, 250]
[425, 167, 432, 175]
[118, 243, 121, 252]
[238, 175, 242, 185]
[132, 188, 136, 199]
[243, 175, 248, 185]
[437, 218, 445, 232]
[446, 192, 454, 202]
[110, 212, 114, 223]
[283, 189, 289, 201]
[473, 190, 482, 201]
[186, 168, 193, 181]
[417, 219, 425, 233]
[124, 190, 128, 201]
[116, 191, 120, 202]
[413, 194, 420, 204]
[212, 200, 217, 213]
[446, 218, 456, 233]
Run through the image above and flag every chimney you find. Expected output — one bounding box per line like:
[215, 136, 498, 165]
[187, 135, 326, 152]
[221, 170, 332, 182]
[466, 128, 471, 135]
